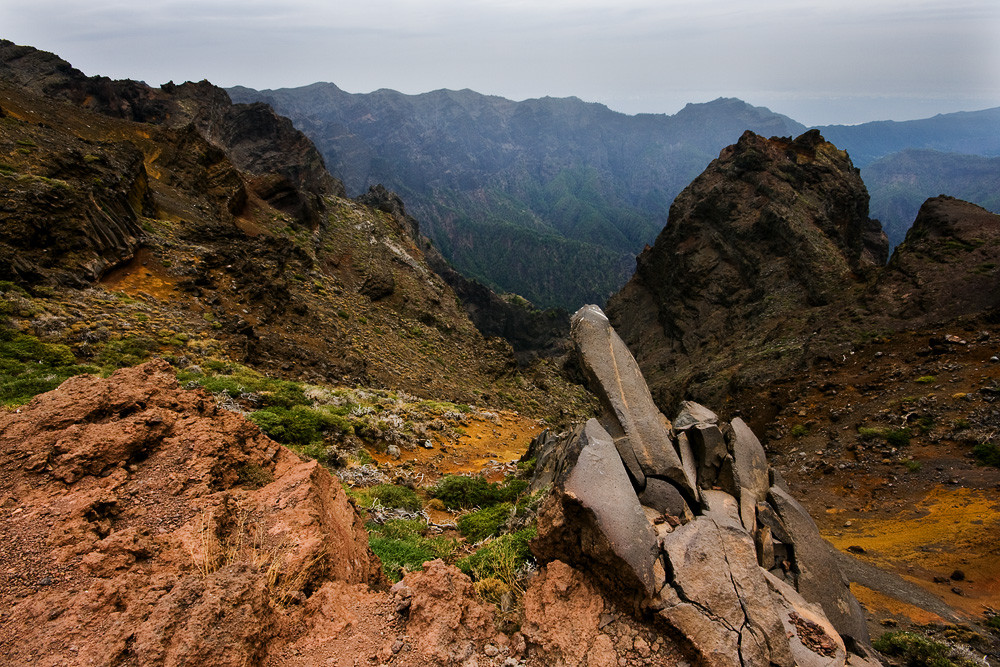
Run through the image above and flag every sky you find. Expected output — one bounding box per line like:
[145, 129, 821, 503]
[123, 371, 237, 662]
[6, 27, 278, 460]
[3, 0, 999, 126]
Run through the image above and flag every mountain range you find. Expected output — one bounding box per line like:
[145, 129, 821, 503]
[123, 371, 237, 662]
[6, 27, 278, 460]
[229, 83, 1000, 309]
[4, 39, 1000, 665]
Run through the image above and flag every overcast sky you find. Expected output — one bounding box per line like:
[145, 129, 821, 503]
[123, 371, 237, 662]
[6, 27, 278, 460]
[4, 0, 998, 125]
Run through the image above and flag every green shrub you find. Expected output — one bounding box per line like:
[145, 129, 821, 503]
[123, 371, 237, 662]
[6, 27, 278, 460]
[458, 503, 513, 542]
[872, 631, 977, 667]
[972, 442, 1000, 468]
[177, 365, 308, 409]
[790, 424, 809, 438]
[370, 484, 422, 511]
[430, 475, 528, 510]
[369, 535, 437, 582]
[367, 519, 457, 582]
[915, 376, 937, 384]
[249, 405, 325, 446]
[373, 518, 425, 540]
[457, 527, 536, 585]
[858, 426, 884, 440]
[885, 428, 912, 448]
[856, 426, 910, 447]
[95, 335, 159, 368]
[0, 325, 99, 407]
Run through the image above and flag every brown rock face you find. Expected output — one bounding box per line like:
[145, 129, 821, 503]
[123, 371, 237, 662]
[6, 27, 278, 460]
[391, 560, 497, 665]
[0, 361, 383, 666]
[607, 130, 888, 411]
[521, 560, 613, 667]
[867, 196, 1000, 325]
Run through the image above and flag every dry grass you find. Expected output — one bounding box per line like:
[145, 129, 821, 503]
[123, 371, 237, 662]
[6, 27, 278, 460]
[191, 504, 322, 606]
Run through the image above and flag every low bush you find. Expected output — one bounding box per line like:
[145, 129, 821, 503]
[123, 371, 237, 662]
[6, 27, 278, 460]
[367, 519, 457, 582]
[249, 406, 324, 446]
[972, 442, 1000, 468]
[456, 527, 536, 591]
[369, 484, 423, 512]
[857, 426, 911, 448]
[0, 324, 99, 407]
[429, 475, 528, 510]
[95, 335, 159, 368]
[873, 631, 977, 666]
[458, 503, 513, 542]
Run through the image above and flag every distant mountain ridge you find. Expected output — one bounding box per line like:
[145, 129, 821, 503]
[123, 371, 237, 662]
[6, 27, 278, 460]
[229, 82, 1000, 308]
[816, 107, 1000, 166]
[862, 149, 1000, 247]
[229, 84, 806, 308]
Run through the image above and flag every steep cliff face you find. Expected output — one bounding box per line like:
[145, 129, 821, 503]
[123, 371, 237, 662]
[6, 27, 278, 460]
[866, 196, 1000, 325]
[608, 130, 888, 411]
[355, 184, 571, 361]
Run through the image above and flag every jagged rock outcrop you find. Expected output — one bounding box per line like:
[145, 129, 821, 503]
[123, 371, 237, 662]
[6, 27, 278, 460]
[0, 40, 341, 230]
[0, 134, 152, 285]
[866, 196, 1000, 324]
[527, 305, 878, 667]
[0, 361, 384, 665]
[607, 129, 889, 412]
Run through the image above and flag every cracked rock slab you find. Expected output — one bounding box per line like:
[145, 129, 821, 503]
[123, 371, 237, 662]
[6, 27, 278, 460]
[571, 305, 694, 496]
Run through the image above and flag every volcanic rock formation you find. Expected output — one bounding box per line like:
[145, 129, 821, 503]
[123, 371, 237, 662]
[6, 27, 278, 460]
[526, 305, 879, 666]
[0, 361, 383, 665]
[608, 129, 889, 412]
[866, 196, 1000, 325]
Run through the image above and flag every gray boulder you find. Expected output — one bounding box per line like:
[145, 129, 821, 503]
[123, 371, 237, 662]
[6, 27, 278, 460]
[687, 423, 728, 489]
[639, 477, 692, 519]
[571, 305, 695, 496]
[531, 419, 663, 598]
[768, 486, 871, 649]
[729, 418, 771, 504]
[528, 305, 874, 665]
[673, 400, 719, 430]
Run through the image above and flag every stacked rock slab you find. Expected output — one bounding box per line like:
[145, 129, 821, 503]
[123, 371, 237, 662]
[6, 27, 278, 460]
[529, 305, 876, 667]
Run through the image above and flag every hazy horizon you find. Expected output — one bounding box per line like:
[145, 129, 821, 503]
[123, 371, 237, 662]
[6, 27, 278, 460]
[4, 0, 998, 126]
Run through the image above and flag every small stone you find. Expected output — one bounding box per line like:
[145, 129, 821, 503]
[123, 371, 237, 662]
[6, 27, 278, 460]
[951, 586, 964, 596]
[843, 520, 852, 527]
[484, 644, 499, 657]
[387, 445, 401, 460]
[422, 439, 434, 449]
[950, 569, 965, 581]
[846, 545, 865, 554]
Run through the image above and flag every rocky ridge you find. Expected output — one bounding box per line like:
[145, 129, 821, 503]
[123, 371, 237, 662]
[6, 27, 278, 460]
[0, 319, 886, 666]
[0, 40, 590, 415]
[608, 129, 889, 413]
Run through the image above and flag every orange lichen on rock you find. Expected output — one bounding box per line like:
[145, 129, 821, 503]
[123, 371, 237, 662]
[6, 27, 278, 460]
[848, 584, 948, 626]
[367, 410, 544, 482]
[827, 487, 1000, 615]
